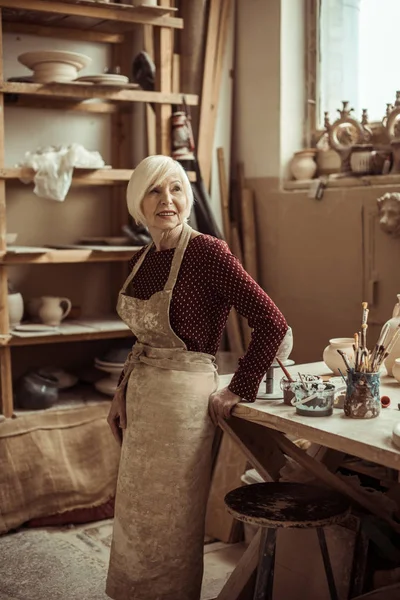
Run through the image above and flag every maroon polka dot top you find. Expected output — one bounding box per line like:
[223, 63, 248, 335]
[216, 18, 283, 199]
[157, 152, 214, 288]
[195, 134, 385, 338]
[123, 234, 288, 402]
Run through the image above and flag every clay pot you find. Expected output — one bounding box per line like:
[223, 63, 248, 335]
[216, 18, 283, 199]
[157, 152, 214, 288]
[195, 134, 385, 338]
[323, 338, 355, 375]
[7, 292, 24, 329]
[384, 294, 400, 376]
[290, 149, 317, 181]
[38, 296, 72, 327]
[316, 149, 341, 175]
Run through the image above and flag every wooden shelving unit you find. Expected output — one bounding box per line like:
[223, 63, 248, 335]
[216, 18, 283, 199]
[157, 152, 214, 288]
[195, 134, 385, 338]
[0, 0, 197, 417]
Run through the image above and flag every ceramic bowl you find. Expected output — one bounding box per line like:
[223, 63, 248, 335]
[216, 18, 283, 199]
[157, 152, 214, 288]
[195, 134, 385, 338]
[18, 51, 92, 83]
[95, 374, 119, 397]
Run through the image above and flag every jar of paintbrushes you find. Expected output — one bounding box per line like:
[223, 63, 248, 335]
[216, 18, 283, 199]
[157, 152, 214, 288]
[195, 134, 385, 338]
[338, 302, 400, 419]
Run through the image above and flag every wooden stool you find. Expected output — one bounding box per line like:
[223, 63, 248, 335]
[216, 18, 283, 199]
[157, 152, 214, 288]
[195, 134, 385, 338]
[224, 482, 351, 600]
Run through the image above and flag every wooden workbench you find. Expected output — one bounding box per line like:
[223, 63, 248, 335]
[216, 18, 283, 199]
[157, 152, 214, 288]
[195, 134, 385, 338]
[216, 362, 400, 600]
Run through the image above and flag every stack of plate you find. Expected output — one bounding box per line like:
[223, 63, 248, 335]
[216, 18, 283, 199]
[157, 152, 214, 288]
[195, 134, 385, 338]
[76, 74, 131, 86]
[94, 357, 124, 397]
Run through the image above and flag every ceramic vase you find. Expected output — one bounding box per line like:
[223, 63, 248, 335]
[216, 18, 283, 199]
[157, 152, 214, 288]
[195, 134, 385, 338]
[384, 294, 400, 376]
[290, 149, 317, 181]
[316, 149, 341, 176]
[393, 358, 400, 383]
[323, 338, 355, 375]
[7, 292, 24, 329]
[390, 140, 400, 174]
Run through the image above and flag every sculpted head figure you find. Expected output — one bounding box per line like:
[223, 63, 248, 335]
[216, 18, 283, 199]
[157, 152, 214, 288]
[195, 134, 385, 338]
[377, 192, 400, 237]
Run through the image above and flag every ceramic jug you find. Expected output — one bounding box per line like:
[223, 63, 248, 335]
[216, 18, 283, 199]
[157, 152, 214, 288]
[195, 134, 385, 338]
[38, 296, 72, 327]
[7, 292, 24, 329]
[384, 294, 400, 376]
[323, 338, 355, 375]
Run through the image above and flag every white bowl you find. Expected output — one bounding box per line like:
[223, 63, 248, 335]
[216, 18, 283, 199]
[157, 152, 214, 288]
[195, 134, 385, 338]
[18, 51, 92, 83]
[95, 376, 118, 397]
[393, 358, 400, 384]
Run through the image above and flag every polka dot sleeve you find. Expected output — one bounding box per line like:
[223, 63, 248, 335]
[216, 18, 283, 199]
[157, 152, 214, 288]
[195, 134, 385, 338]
[205, 238, 288, 402]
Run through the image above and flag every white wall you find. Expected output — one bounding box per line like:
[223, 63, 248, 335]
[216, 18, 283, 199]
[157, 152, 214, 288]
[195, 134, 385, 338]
[234, 0, 305, 179]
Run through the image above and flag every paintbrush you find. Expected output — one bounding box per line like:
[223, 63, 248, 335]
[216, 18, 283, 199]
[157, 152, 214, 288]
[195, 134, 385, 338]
[361, 323, 368, 352]
[298, 372, 309, 391]
[371, 322, 390, 369]
[383, 324, 400, 357]
[337, 349, 352, 371]
[276, 358, 294, 382]
[338, 368, 347, 385]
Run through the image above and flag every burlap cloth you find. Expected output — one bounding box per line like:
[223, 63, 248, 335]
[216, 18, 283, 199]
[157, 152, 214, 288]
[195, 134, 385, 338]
[0, 404, 120, 534]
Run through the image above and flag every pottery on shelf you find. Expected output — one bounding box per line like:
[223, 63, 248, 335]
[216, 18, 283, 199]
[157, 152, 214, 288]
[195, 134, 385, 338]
[316, 148, 341, 176]
[8, 292, 24, 329]
[323, 338, 355, 375]
[37, 296, 72, 327]
[289, 149, 317, 181]
[18, 51, 92, 83]
[383, 294, 400, 376]
[350, 144, 374, 175]
[14, 370, 59, 410]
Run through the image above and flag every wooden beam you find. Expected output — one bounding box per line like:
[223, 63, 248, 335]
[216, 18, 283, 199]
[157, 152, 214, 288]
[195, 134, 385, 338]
[0, 9, 13, 418]
[5, 97, 121, 113]
[0, 82, 198, 106]
[143, 24, 156, 156]
[3, 21, 125, 44]
[216, 529, 261, 600]
[0, 0, 183, 29]
[155, 0, 173, 156]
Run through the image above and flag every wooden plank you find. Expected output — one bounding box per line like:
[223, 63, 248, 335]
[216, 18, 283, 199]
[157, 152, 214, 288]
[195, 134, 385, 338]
[205, 428, 248, 543]
[143, 24, 156, 156]
[216, 529, 261, 600]
[155, 0, 173, 155]
[0, 82, 198, 106]
[5, 97, 121, 113]
[0, 9, 13, 418]
[220, 417, 286, 482]
[0, 167, 196, 184]
[197, 0, 221, 186]
[230, 225, 252, 349]
[198, 0, 232, 188]
[172, 53, 180, 93]
[217, 147, 231, 246]
[0, 0, 183, 29]
[0, 248, 140, 265]
[7, 318, 134, 347]
[241, 188, 258, 281]
[0, 346, 13, 417]
[3, 21, 125, 43]
[267, 428, 400, 533]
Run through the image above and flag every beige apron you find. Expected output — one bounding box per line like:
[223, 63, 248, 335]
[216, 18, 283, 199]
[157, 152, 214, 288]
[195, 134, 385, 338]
[106, 223, 218, 600]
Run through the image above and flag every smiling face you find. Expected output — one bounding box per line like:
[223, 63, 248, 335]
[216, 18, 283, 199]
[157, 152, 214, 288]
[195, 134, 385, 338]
[141, 174, 188, 231]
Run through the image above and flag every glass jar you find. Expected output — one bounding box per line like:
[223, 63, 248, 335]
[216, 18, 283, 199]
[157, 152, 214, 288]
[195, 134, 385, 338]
[344, 371, 380, 419]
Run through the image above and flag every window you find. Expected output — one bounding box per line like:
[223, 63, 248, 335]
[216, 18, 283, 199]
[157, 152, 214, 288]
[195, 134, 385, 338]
[318, 0, 400, 127]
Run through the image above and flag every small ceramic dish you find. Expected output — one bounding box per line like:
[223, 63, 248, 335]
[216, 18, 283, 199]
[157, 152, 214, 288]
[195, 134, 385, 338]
[18, 51, 91, 83]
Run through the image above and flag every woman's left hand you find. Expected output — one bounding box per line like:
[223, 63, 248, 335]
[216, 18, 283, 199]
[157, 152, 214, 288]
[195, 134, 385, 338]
[208, 387, 241, 426]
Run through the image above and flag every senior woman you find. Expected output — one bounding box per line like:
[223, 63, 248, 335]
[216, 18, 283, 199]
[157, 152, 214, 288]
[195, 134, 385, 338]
[106, 155, 289, 600]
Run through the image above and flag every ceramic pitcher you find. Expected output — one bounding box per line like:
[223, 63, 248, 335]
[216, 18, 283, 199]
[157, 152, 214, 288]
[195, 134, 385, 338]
[384, 294, 400, 376]
[38, 296, 72, 327]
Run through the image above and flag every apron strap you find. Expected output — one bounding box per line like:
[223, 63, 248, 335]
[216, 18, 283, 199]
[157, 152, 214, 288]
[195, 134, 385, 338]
[121, 242, 153, 293]
[164, 223, 193, 293]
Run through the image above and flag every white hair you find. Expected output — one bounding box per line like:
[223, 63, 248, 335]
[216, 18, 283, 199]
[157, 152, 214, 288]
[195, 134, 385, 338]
[126, 155, 194, 226]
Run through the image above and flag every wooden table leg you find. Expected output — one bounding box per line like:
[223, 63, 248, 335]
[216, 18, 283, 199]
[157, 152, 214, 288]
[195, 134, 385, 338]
[216, 528, 261, 600]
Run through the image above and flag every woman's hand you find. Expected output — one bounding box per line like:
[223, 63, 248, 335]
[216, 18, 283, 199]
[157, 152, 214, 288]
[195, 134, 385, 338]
[107, 388, 127, 446]
[208, 386, 241, 426]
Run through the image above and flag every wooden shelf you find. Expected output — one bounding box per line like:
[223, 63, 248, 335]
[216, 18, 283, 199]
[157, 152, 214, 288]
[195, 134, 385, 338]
[0, 1, 183, 35]
[0, 246, 140, 264]
[0, 82, 198, 106]
[0, 167, 196, 185]
[7, 316, 134, 346]
[283, 173, 400, 191]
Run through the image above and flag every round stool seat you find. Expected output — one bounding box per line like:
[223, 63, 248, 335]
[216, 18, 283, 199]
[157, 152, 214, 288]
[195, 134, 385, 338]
[224, 482, 350, 528]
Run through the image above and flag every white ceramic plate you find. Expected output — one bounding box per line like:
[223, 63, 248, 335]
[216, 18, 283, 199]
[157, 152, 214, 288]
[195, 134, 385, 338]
[18, 51, 92, 71]
[14, 323, 58, 332]
[80, 236, 131, 246]
[76, 74, 132, 86]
